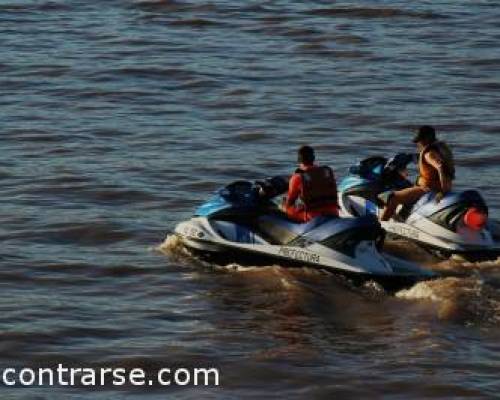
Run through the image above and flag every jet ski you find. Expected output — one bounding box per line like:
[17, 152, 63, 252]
[339, 153, 500, 260]
[174, 176, 431, 290]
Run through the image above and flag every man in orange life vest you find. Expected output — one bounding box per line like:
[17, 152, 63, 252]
[381, 126, 455, 221]
[283, 145, 339, 223]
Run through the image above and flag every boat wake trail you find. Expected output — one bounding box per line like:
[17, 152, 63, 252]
[391, 238, 500, 325]
[397, 275, 500, 325]
[161, 234, 500, 326]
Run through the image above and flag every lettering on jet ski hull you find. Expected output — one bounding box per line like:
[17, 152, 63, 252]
[278, 247, 320, 264]
[387, 225, 420, 240]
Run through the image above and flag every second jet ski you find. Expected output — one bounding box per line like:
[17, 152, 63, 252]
[339, 153, 500, 260]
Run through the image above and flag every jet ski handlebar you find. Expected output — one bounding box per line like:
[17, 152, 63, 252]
[254, 175, 289, 200]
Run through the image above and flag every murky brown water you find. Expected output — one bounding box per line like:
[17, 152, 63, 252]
[1, 0, 500, 398]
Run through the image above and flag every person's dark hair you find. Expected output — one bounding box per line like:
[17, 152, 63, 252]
[413, 125, 436, 144]
[298, 145, 315, 165]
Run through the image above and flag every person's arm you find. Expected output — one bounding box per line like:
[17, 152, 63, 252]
[425, 150, 452, 193]
[284, 174, 301, 209]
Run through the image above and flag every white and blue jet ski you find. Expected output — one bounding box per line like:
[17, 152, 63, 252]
[339, 154, 500, 260]
[174, 176, 431, 290]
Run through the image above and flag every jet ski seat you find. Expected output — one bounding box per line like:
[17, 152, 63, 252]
[256, 214, 378, 246]
[256, 215, 332, 245]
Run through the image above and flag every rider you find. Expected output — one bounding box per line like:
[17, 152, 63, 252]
[283, 145, 339, 222]
[380, 126, 455, 221]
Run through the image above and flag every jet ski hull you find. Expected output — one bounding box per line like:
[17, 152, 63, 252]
[381, 220, 500, 260]
[174, 217, 431, 292]
[177, 234, 427, 292]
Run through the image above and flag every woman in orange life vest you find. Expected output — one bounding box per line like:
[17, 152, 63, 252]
[283, 145, 339, 223]
[380, 125, 455, 221]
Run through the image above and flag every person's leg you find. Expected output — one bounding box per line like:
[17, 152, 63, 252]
[380, 186, 427, 221]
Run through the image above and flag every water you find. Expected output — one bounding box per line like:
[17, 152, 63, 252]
[1, 0, 500, 398]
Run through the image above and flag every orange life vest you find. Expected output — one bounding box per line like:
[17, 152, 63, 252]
[417, 141, 455, 192]
[296, 166, 338, 209]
